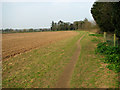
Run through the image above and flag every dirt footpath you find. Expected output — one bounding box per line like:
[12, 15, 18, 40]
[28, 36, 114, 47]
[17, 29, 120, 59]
[2, 31, 78, 59]
[55, 34, 85, 88]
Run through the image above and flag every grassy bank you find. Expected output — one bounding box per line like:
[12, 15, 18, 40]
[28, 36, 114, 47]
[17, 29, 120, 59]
[70, 32, 118, 88]
[2, 31, 85, 88]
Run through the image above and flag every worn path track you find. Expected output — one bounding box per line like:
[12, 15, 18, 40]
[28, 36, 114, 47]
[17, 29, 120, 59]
[55, 34, 85, 88]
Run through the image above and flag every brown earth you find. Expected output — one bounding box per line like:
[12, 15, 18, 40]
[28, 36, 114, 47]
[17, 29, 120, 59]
[2, 31, 78, 60]
[55, 34, 85, 88]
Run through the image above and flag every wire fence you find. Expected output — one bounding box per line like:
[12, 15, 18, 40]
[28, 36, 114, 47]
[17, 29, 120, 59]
[105, 33, 119, 47]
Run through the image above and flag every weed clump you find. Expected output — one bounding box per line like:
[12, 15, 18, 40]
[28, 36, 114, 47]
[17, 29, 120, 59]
[89, 34, 103, 37]
[96, 42, 120, 73]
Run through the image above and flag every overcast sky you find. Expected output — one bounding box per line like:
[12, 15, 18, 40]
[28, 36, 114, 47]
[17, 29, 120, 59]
[1, 0, 95, 29]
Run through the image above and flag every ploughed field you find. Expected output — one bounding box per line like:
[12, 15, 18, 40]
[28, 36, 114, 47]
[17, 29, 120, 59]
[2, 31, 77, 59]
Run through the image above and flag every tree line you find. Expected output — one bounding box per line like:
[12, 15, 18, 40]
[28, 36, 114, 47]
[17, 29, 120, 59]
[2, 18, 98, 33]
[91, 1, 120, 44]
[51, 18, 97, 31]
[2, 28, 51, 33]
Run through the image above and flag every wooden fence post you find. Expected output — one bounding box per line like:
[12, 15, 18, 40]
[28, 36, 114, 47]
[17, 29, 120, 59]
[104, 32, 106, 42]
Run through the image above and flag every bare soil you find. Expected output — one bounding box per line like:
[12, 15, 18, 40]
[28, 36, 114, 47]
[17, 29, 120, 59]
[2, 31, 77, 59]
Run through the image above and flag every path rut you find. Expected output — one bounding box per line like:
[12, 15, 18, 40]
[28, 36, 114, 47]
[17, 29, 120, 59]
[55, 34, 85, 88]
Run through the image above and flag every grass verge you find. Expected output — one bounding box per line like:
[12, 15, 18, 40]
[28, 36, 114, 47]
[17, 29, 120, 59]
[70, 32, 118, 88]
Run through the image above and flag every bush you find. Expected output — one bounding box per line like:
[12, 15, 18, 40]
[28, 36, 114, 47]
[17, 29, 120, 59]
[96, 42, 120, 72]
